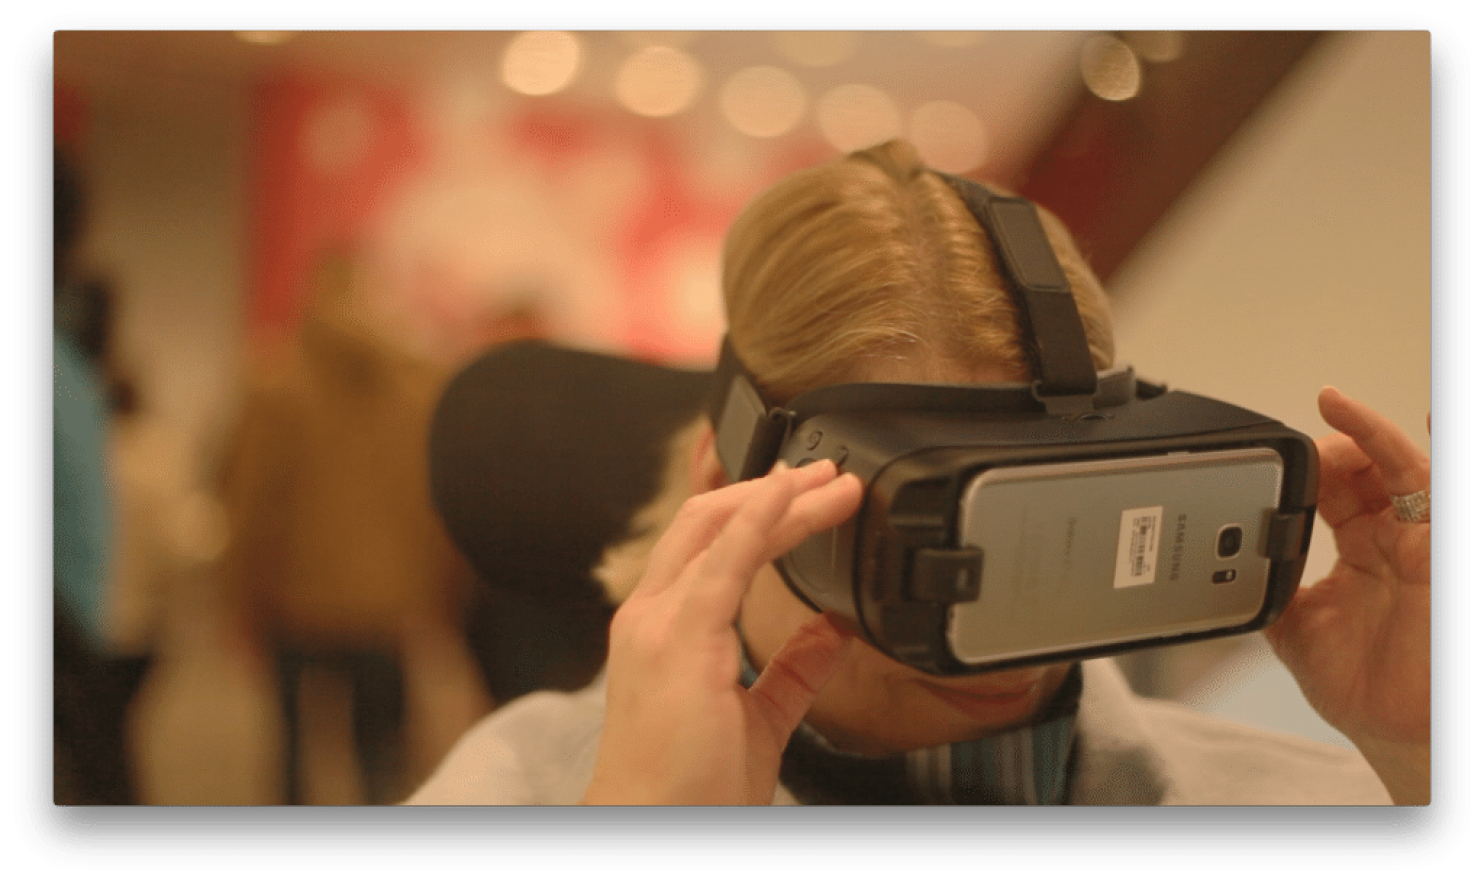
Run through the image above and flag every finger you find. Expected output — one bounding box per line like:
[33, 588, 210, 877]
[633, 460, 837, 601]
[1315, 432, 1393, 528]
[1318, 387, 1430, 497]
[756, 471, 864, 564]
[748, 614, 851, 749]
[626, 484, 751, 603]
[694, 469, 861, 607]
[669, 468, 858, 631]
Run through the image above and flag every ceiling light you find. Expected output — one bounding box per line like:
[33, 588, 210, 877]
[502, 31, 584, 97]
[719, 65, 808, 138]
[615, 45, 705, 118]
[1080, 34, 1142, 102]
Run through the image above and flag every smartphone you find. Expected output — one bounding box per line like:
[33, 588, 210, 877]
[946, 447, 1285, 666]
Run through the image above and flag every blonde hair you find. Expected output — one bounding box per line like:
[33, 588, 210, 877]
[597, 140, 1115, 604]
[725, 139, 1114, 401]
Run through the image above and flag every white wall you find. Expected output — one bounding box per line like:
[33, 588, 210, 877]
[1108, 31, 1431, 746]
[81, 73, 252, 486]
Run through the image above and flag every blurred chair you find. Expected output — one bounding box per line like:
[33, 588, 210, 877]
[427, 340, 712, 703]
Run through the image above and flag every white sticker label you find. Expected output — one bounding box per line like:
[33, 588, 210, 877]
[1114, 506, 1163, 589]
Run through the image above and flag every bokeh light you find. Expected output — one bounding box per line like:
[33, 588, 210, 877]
[614, 45, 706, 118]
[502, 31, 584, 97]
[1080, 34, 1142, 102]
[719, 65, 808, 138]
[236, 31, 296, 46]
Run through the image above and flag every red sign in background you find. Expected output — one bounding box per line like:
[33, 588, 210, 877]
[244, 72, 832, 368]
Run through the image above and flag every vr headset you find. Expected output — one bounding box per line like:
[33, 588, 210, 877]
[708, 174, 1318, 676]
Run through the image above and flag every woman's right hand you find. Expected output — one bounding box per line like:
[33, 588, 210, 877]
[581, 459, 863, 805]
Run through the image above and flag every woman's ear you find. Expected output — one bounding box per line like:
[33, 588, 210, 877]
[689, 425, 728, 494]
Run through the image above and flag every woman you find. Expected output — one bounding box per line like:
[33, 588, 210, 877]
[408, 140, 1429, 805]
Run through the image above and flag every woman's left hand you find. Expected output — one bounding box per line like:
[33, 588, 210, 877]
[1266, 387, 1430, 803]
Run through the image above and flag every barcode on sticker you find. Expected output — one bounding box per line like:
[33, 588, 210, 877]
[1113, 506, 1163, 589]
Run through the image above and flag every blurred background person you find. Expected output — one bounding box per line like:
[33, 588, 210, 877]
[214, 248, 492, 804]
[53, 146, 154, 805]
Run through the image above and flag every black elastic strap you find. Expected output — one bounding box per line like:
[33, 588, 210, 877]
[938, 174, 1099, 409]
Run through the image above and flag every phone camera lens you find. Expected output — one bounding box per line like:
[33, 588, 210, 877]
[1217, 526, 1243, 558]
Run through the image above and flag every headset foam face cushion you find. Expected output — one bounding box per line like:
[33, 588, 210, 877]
[427, 339, 713, 607]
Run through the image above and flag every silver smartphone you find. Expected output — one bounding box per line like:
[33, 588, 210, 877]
[947, 447, 1285, 666]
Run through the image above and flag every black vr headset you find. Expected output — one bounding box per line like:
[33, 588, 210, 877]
[708, 174, 1318, 676]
